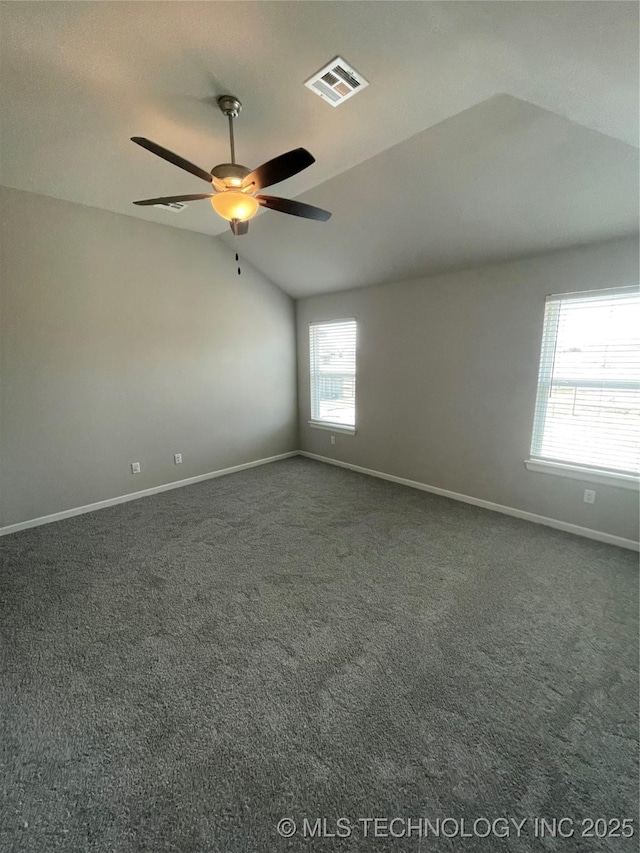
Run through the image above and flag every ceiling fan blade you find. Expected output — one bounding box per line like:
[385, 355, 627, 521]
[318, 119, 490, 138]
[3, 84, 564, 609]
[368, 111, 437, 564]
[230, 219, 249, 236]
[257, 195, 331, 221]
[131, 137, 213, 184]
[242, 148, 315, 191]
[133, 194, 214, 206]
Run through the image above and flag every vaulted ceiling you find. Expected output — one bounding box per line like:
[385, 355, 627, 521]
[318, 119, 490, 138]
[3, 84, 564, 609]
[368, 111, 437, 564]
[1, 1, 638, 297]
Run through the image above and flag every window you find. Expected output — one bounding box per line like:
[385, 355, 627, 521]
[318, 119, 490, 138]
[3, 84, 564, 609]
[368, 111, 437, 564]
[309, 319, 357, 433]
[528, 286, 640, 485]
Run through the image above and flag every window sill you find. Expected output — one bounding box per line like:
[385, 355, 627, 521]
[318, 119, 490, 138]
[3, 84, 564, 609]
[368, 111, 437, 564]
[309, 421, 356, 436]
[525, 459, 639, 490]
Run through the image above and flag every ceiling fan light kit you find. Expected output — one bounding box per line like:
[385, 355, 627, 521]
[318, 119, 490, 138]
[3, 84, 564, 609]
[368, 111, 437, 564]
[211, 190, 259, 222]
[130, 94, 331, 238]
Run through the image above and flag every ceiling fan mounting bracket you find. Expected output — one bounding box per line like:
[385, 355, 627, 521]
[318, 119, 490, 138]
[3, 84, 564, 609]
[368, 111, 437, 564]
[217, 95, 242, 118]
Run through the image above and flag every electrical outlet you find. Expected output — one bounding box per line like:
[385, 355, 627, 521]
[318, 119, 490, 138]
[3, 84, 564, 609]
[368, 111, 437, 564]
[583, 489, 596, 504]
[131, 462, 141, 474]
[174, 453, 182, 464]
[330, 435, 336, 445]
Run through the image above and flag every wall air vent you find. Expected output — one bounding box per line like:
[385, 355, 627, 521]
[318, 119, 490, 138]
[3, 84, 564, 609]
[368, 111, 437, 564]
[305, 56, 369, 106]
[152, 202, 186, 212]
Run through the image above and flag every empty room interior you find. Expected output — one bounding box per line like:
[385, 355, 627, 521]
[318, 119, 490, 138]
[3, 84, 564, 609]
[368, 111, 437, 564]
[1, 2, 639, 851]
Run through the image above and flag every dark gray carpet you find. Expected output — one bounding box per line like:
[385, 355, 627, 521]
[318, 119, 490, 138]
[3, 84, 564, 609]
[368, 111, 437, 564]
[1, 457, 638, 852]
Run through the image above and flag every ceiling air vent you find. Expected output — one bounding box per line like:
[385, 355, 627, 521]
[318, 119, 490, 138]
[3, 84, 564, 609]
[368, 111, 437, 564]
[152, 201, 186, 212]
[305, 56, 368, 106]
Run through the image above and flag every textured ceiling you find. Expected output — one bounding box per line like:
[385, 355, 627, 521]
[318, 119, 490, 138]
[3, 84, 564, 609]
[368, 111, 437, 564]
[1, 1, 638, 296]
[222, 94, 639, 297]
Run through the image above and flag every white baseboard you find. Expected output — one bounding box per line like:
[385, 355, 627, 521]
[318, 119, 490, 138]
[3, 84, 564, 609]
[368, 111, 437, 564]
[4, 449, 638, 552]
[0, 451, 298, 537]
[300, 452, 640, 552]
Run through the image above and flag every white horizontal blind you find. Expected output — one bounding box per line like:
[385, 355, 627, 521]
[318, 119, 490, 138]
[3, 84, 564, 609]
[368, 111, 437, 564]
[309, 319, 357, 427]
[530, 287, 640, 475]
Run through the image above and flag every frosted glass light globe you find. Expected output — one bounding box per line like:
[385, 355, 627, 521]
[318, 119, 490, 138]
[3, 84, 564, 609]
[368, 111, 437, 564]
[211, 191, 259, 222]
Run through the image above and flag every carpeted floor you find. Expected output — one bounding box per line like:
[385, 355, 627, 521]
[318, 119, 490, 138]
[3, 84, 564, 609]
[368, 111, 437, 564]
[1, 457, 638, 852]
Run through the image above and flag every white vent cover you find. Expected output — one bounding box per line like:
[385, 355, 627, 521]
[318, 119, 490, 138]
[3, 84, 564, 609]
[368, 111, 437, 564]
[305, 56, 368, 106]
[152, 202, 186, 212]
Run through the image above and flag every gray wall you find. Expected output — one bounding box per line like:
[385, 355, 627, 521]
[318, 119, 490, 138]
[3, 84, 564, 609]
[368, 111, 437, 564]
[297, 237, 640, 543]
[1, 186, 297, 527]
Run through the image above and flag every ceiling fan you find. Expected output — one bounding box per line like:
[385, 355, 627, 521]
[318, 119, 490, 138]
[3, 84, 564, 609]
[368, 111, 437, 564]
[131, 95, 331, 236]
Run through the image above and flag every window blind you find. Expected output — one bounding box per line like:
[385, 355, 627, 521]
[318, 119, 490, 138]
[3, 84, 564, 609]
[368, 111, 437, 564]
[309, 319, 357, 427]
[530, 286, 640, 476]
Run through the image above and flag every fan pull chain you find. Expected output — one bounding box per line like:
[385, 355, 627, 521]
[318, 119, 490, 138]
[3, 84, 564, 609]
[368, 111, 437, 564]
[235, 232, 241, 275]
